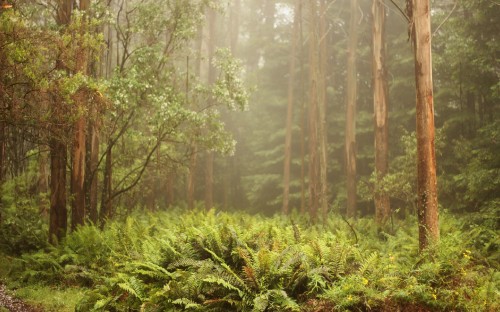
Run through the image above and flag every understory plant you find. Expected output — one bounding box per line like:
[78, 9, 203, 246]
[7, 209, 499, 312]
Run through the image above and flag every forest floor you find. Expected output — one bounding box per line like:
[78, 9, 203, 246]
[0, 284, 41, 312]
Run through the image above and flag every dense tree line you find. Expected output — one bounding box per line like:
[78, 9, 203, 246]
[0, 0, 498, 250]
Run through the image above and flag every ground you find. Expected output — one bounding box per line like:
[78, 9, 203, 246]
[0, 285, 41, 312]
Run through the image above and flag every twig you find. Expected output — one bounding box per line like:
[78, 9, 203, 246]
[387, 0, 410, 23]
[432, 0, 458, 37]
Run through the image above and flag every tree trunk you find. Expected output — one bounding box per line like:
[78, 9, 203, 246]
[166, 170, 174, 207]
[49, 0, 72, 243]
[372, 0, 390, 224]
[71, 113, 86, 229]
[70, 0, 90, 230]
[299, 5, 306, 215]
[410, 0, 439, 251]
[204, 7, 216, 211]
[49, 139, 67, 244]
[345, 0, 359, 218]
[86, 120, 99, 224]
[38, 149, 49, 216]
[308, 1, 319, 221]
[318, 0, 329, 220]
[0, 121, 5, 222]
[100, 146, 113, 223]
[282, 0, 300, 215]
[187, 143, 197, 209]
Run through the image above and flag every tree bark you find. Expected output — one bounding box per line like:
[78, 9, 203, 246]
[308, 1, 319, 221]
[318, 0, 329, 220]
[410, 0, 439, 251]
[49, 139, 67, 244]
[70, 0, 90, 230]
[282, 0, 300, 215]
[86, 120, 99, 224]
[100, 146, 113, 223]
[187, 143, 197, 209]
[372, 0, 390, 224]
[345, 0, 359, 218]
[165, 169, 174, 207]
[204, 7, 216, 211]
[49, 0, 72, 243]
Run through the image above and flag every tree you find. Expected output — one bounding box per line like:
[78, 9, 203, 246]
[204, 7, 217, 211]
[345, 0, 359, 218]
[308, 0, 319, 220]
[372, 0, 390, 224]
[408, 0, 439, 250]
[49, 0, 73, 244]
[318, 0, 329, 220]
[71, 0, 90, 230]
[282, 0, 300, 215]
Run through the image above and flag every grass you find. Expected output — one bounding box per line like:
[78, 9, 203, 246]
[0, 253, 84, 311]
[14, 286, 84, 312]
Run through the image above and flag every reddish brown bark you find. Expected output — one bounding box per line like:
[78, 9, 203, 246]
[410, 0, 439, 250]
[372, 0, 390, 224]
[345, 0, 359, 218]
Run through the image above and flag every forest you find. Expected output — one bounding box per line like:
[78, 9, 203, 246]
[0, 0, 498, 311]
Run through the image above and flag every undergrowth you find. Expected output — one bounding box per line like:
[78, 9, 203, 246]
[4, 209, 499, 311]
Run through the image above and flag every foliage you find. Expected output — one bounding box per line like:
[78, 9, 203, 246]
[0, 156, 48, 255]
[5, 209, 498, 311]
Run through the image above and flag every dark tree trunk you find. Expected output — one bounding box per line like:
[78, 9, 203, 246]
[49, 140, 67, 244]
[49, 0, 72, 243]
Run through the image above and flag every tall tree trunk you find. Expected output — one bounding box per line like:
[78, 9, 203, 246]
[318, 0, 328, 220]
[372, 0, 390, 224]
[308, 1, 319, 221]
[409, 0, 439, 251]
[49, 0, 72, 243]
[70, 0, 90, 230]
[49, 139, 67, 244]
[345, 0, 359, 218]
[204, 7, 216, 210]
[282, 0, 300, 215]
[299, 4, 306, 215]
